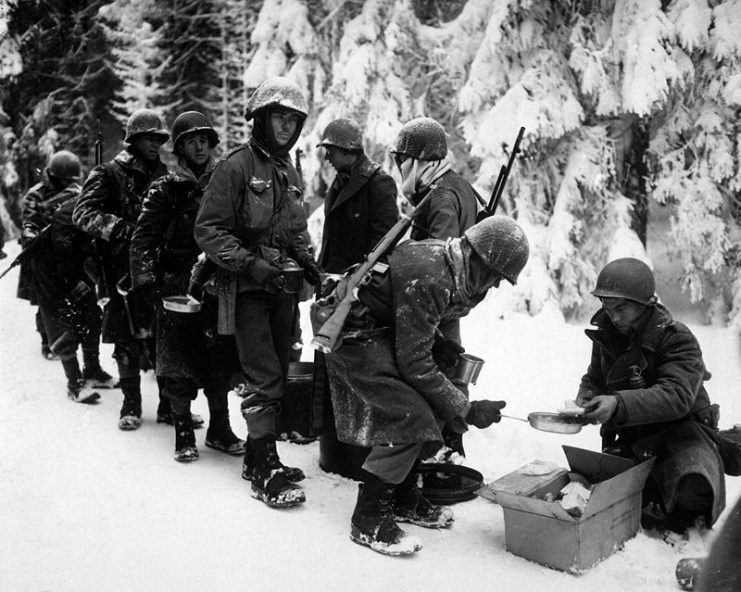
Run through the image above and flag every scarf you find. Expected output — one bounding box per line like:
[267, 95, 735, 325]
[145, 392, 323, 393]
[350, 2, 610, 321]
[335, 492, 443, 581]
[400, 157, 452, 203]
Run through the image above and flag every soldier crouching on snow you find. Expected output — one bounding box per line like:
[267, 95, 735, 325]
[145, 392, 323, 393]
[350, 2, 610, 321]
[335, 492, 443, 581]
[323, 215, 529, 556]
[129, 111, 244, 463]
[576, 258, 726, 534]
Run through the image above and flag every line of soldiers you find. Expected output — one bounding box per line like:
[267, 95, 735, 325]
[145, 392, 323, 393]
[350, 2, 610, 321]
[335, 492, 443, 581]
[10, 75, 724, 559]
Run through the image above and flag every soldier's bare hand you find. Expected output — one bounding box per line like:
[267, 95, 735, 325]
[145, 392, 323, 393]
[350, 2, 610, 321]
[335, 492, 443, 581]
[581, 395, 617, 424]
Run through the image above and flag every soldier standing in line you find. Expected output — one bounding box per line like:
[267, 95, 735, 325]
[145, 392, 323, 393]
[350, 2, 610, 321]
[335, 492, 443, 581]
[312, 118, 399, 459]
[130, 111, 245, 462]
[391, 116, 481, 462]
[195, 77, 322, 508]
[29, 181, 106, 403]
[73, 109, 176, 431]
[19, 151, 115, 387]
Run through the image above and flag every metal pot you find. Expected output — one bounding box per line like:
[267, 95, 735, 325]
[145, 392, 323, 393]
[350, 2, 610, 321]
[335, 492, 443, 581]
[454, 353, 485, 385]
[501, 412, 586, 434]
[278, 260, 304, 294]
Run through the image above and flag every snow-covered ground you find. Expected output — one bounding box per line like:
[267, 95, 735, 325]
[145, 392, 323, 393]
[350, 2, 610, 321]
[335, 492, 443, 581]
[1, 238, 739, 592]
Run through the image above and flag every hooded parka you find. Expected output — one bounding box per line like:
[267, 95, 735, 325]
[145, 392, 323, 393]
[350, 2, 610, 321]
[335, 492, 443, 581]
[579, 303, 725, 524]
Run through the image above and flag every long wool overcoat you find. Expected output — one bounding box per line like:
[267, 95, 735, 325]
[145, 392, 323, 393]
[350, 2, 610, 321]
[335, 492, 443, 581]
[318, 154, 398, 274]
[129, 161, 239, 382]
[579, 303, 725, 524]
[325, 240, 477, 447]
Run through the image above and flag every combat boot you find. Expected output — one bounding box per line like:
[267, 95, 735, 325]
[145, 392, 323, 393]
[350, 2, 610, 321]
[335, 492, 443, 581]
[351, 475, 422, 556]
[392, 466, 454, 529]
[82, 349, 118, 389]
[67, 378, 101, 404]
[173, 405, 199, 463]
[249, 437, 305, 508]
[61, 358, 101, 404]
[241, 436, 305, 483]
[204, 392, 245, 456]
[118, 376, 142, 431]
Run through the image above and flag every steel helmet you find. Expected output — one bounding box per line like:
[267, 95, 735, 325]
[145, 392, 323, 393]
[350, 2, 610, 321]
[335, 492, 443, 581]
[171, 111, 219, 152]
[244, 77, 308, 121]
[391, 117, 447, 161]
[464, 215, 530, 285]
[316, 119, 363, 152]
[124, 109, 170, 143]
[47, 150, 82, 184]
[592, 257, 656, 305]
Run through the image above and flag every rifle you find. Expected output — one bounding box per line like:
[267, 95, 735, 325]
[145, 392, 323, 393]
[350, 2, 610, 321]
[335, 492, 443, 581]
[91, 119, 111, 308]
[310, 192, 432, 354]
[0, 224, 51, 281]
[475, 126, 525, 222]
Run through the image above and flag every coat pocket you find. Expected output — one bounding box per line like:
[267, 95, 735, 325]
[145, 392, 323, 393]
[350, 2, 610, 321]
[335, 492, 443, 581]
[240, 176, 275, 231]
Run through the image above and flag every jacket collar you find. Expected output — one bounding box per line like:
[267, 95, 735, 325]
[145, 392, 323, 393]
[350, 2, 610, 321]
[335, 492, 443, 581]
[586, 302, 674, 353]
[115, 148, 167, 177]
[327, 154, 379, 212]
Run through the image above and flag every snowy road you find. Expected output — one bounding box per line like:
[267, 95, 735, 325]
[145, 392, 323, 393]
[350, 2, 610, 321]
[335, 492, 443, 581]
[1, 239, 739, 592]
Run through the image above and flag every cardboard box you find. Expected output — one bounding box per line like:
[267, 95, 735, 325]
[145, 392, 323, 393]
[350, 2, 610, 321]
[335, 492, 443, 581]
[476, 446, 655, 573]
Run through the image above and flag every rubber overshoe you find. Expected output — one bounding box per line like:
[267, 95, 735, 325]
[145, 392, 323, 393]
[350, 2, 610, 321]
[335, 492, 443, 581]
[67, 378, 101, 404]
[393, 489, 454, 529]
[250, 467, 306, 508]
[241, 438, 305, 483]
[205, 430, 246, 456]
[351, 479, 422, 556]
[351, 516, 423, 556]
[118, 403, 142, 431]
[83, 365, 119, 389]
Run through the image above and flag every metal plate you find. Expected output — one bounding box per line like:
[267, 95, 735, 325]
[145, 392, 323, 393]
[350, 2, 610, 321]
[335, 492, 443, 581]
[162, 295, 202, 313]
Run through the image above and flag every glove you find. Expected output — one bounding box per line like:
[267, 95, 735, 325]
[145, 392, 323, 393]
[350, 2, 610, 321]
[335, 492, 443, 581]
[466, 400, 506, 429]
[138, 284, 162, 306]
[188, 256, 212, 299]
[432, 336, 465, 374]
[112, 219, 134, 243]
[68, 280, 91, 303]
[250, 258, 283, 287]
[21, 227, 38, 246]
[303, 259, 323, 286]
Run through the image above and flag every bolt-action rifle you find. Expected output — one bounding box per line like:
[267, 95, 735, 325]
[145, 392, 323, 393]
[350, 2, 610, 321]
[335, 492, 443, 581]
[310, 192, 433, 354]
[475, 126, 525, 222]
[0, 225, 51, 281]
[91, 119, 111, 308]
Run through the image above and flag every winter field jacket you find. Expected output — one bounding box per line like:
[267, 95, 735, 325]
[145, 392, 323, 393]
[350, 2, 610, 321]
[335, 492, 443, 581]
[194, 141, 312, 333]
[30, 189, 94, 313]
[409, 169, 478, 242]
[318, 154, 398, 274]
[72, 148, 168, 342]
[17, 173, 71, 301]
[580, 303, 715, 443]
[130, 160, 214, 296]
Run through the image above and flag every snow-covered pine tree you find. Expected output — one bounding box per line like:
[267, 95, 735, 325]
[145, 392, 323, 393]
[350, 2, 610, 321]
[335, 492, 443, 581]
[1, 0, 116, 186]
[98, 0, 163, 150]
[149, 0, 223, 137]
[216, 0, 260, 150]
